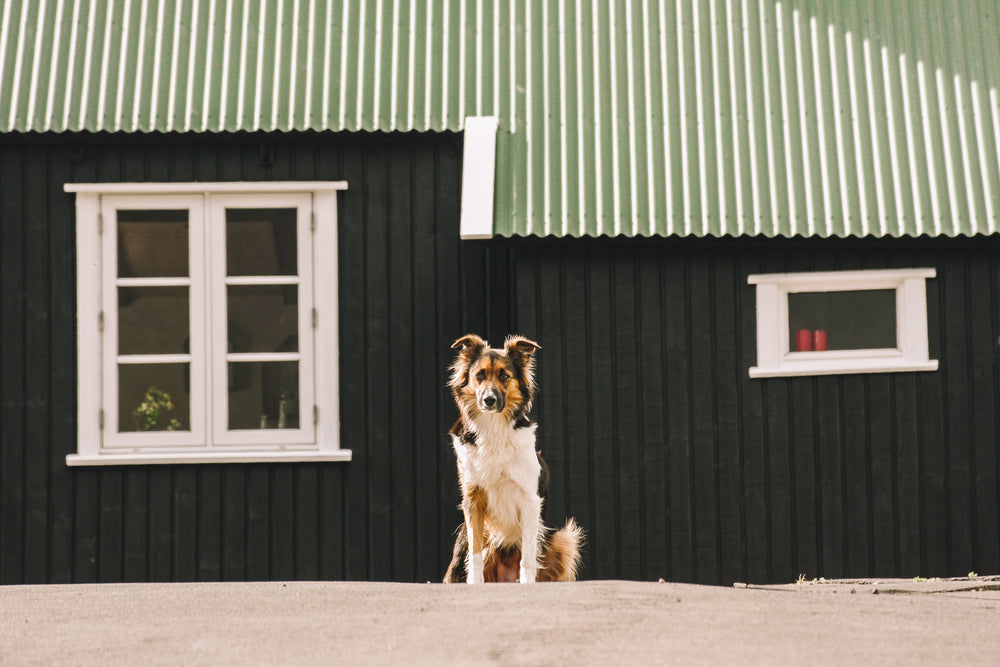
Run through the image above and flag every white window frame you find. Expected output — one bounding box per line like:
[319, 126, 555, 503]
[66, 182, 351, 465]
[748, 268, 939, 378]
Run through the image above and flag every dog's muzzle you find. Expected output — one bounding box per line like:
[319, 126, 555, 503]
[478, 386, 505, 412]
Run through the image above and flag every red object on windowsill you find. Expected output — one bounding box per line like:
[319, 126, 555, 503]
[796, 329, 813, 351]
[813, 329, 828, 351]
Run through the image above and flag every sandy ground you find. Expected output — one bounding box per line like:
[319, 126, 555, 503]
[1, 577, 998, 665]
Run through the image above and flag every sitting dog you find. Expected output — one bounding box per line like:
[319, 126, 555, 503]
[443, 334, 582, 583]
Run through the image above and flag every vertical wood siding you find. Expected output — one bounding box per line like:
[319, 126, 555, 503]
[0, 132, 518, 584]
[515, 238, 1000, 584]
[2, 133, 999, 584]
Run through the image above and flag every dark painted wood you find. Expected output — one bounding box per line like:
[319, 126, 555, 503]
[2, 133, 1000, 586]
[515, 237, 1000, 585]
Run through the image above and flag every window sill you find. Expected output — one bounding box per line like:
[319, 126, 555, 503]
[66, 449, 352, 466]
[749, 358, 938, 378]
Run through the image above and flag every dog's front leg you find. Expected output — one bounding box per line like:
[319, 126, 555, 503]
[463, 487, 487, 584]
[519, 494, 542, 583]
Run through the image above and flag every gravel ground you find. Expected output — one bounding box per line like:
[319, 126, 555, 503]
[2, 577, 998, 665]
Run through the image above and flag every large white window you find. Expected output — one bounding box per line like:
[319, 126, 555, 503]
[67, 182, 350, 465]
[748, 268, 938, 378]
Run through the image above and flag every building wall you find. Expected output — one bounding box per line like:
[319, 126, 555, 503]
[0, 132, 516, 584]
[514, 237, 1000, 584]
[2, 132, 999, 585]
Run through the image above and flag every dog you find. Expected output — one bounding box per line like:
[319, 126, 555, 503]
[443, 334, 582, 584]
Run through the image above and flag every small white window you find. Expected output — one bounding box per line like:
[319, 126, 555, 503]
[748, 268, 938, 378]
[67, 182, 351, 465]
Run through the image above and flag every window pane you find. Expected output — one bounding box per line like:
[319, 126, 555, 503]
[118, 286, 189, 355]
[226, 208, 297, 277]
[118, 364, 190, 432]
[118, 210, 189, 278]
[788, 290, 897, 351]
[227, 285, 298, 353]
[228, 361, 300, 430]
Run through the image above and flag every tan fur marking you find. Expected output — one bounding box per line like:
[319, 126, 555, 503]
[464, 485, 488, 556]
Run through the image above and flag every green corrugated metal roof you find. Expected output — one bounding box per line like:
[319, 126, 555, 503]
[3, 0, 1000, 237]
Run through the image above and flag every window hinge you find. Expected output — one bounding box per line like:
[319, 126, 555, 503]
[99, 409, 105, 430]
[98, 212, 103, 235]
[312, 308, 318, 329]
[311, 211, 316, 233]
[313, 405, 319, 426]
[98, 310, 105, 332]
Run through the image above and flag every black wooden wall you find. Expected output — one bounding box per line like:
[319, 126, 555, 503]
[0, 132, 513, 584]
[2, 132, 999, 585]
[515, 237, 1000, 584]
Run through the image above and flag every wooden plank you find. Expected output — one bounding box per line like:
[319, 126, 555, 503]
[246, 466, 271, 580]
[47, 145, 79, 583]
[760, 251, 794, 584]
[364, 144, 393, 581]
[713, 251, 745, 585]
[636, 250, 668, 580]
[197, 466, 223, 581]
[23, 147, 51, 583]
[318, 465, 346, 580]
[0, 144, 26, 583]
[612, 251, 642, 580]
[941, 257, 973, 575]
[221, 467, 247, 581]
[336, 142, 370, 581]
[98, 470, 125, 582]
[147, 468, 174, 581]
[918, 253, 948, 576]
[68, 142, 101, 584]
[663, 253, 693, 582]
[270, 466, 295, 581]
[789, 376, 819, 580]
[893, 372, 923, 576]
[410, 142, 444, 582]
[534, 249, 570, 527]
[688, 254, 720, 584]
[436, 139, 465, 581]
[816, 377, 845, 579]
[586, 252, 618, 578]
[294, 465, 320, 580]
[841, 374, 872, 576]
[73, 469, 100, 582]
[968, 252, 1000, 573]
[387, 143, 416, 582]
[561, 250, 594, 578]
[739, 253, 770, 584]
[867, 374, 898, 576]
[123, 469, 148, 582]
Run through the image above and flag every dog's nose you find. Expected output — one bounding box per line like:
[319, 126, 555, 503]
[483, 395, 497, 408]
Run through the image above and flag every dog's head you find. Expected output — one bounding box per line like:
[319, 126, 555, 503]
[449, 334, 540, 421]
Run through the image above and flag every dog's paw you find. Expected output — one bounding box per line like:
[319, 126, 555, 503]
[519, 565, 537, 583]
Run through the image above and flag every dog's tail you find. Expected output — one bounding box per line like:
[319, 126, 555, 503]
[538, 518, 584, 582]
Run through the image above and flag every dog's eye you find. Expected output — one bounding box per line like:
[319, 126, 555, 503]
[475, 370, 486, 382]
[498, 370, 510, 383]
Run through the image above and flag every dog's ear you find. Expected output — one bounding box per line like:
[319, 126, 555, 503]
[449, 334, 487, 391]
[451, 334, 487, 352]
[503, 335, 540, 361]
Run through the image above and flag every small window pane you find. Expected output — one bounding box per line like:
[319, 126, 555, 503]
[228, 361, 299, 430]
[118, 286, 189, 355]
[227, 285, 298, 353]
[788, 290, 897, 351]
[118, 210, 189, 278]
[226, 208, 297, 277]
[118, 364, 190, 432]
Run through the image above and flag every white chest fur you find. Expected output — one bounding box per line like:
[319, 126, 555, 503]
[451, 414, 541, 543]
